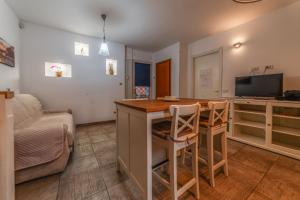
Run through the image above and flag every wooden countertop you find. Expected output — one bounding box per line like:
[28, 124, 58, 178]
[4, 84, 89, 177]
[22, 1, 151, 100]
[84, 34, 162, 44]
[115, 99, 209, 113]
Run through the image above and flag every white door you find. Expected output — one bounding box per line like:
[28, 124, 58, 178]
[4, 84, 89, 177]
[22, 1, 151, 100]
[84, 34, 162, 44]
[194, 50, 222, 99]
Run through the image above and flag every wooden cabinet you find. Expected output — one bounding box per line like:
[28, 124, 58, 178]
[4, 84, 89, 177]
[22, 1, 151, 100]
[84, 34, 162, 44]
[229, 99, 300, 160]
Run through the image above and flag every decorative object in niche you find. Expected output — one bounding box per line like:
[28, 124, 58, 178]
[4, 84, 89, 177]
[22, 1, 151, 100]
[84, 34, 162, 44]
[106, 59, 117, 76]
[75, 42, 89, 56]
[0, 37, 15, 67]
[45, 62, 72, 78]
[51, 65, 63, 77]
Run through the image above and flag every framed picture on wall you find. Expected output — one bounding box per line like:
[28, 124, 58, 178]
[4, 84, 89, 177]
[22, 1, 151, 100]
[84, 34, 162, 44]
[0, 37, 15, 67]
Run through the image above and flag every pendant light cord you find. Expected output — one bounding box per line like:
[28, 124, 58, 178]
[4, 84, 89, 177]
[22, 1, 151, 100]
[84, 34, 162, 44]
[103, 18, 106, 42]
[101, 14, 107, 42]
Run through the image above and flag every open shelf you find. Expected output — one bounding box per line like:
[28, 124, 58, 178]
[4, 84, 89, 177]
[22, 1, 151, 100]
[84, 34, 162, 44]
[273, 114, 300, 120]
[273, 106, 300, 120]
[234, 132, 265, 146]
[273, 126, 300, 137]
[235, 109, 266, 116]
[233, 124, 266, 146]
[272, 131, 300, 152]
[231, 100, 300, 160]
[234, 120, 265, 129]
[272, 141, 300, 152]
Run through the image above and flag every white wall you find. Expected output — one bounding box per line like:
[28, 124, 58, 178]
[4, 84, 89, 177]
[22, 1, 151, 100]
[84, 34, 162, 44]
[20, 22, 125, 124]
[126, 47, 152, 62]
[0, 0, 20, 92]
[152, 42, 180, 98]
[187, 1, 300, 98]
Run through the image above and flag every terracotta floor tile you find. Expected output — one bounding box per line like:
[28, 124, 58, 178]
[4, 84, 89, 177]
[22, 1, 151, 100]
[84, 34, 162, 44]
[88, 129, 107, 136]
[85, 191, 110, 200]
[92, 140, 116, 154]
[230, 145, 279, 173]
[16, 175, 59, 200]
[102, 166, 129, 188]
[209, 158, 265, 200]
[227, 139, 246, 157]
[77, 137, 91, 145]
[108, 183, 134, 200]
[61, 155, 99, 178]
[76, 129, 89, 139]
[89, 134, 110, 143]
[16, 124, 300, 200]
[105, 131, 117, 140]
[275, 155, 300, 173]
[87, 125, 104, 132]
[247, 191, 272, 200]
[95, 150, 116, 167]
[58, 168, 106, 200]
[255, 156, 300, 200]
[74, 143, 94, 159]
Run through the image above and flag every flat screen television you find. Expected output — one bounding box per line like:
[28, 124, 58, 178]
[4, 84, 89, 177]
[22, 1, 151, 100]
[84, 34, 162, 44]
[235, 73, 283, 97]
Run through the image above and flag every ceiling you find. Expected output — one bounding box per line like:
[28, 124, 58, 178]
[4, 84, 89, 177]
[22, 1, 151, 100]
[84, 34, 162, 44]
[6, 0, 299, 51]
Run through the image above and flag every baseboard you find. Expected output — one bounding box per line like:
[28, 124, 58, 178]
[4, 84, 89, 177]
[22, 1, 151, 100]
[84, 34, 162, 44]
[76, 120, 115, 127]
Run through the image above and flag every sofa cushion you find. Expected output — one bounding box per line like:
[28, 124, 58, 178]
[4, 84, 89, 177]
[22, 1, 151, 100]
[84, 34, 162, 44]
[37, 113, 75, 146]
[16, 94, 42, 117]
[11, 94, 43, 129]
[15, 123, 66, 171]
[11, 97, 31, 129]
[11, 94, 75, 146]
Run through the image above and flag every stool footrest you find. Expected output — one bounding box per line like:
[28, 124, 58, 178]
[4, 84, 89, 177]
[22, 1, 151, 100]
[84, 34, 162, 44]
[152, 171, 171, 189]
[177, 178, 196, 197]
[213, 159, 226, 171]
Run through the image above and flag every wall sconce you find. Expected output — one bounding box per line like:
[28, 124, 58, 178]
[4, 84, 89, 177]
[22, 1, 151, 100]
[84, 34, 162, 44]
[233, 42, 242, 48]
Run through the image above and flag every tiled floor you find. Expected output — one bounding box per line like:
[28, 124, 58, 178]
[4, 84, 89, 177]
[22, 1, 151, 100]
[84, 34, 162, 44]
[16, 123, 300, 200]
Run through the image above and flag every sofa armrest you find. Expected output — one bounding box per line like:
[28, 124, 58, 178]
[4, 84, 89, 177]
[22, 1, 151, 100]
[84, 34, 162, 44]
[43, 109, 72, 114]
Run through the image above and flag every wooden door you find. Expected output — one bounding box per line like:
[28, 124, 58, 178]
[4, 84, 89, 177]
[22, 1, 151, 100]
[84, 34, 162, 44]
[194, 50, 222, 99]
[156, 59, 171, 98]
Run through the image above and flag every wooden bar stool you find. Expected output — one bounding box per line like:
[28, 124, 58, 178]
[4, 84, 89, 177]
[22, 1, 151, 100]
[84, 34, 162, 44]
[152, 103, 201, 200]
[199, 101, 229, 187]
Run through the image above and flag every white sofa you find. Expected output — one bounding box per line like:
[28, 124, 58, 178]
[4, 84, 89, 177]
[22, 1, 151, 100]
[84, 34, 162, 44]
[11, 94, 75, 184]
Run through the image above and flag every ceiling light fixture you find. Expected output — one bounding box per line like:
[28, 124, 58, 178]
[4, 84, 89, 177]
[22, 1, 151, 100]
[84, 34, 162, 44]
[233, 42, 242, 48]
[99, 14, 109, 56]
[232, 0, 263, 3]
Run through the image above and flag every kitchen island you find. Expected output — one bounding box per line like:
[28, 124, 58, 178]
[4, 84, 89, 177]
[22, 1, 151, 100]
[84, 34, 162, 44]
[115, 99, 208, 200]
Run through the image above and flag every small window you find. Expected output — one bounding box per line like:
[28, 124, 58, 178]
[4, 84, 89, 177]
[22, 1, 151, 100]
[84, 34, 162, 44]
[106, 59, 117, 76]
[74, 42, 89, 56]
[45, 62, 72, 78]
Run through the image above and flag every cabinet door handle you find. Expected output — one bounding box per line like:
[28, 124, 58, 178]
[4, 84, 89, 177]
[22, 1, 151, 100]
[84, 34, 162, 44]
[267, 124, 271, 126]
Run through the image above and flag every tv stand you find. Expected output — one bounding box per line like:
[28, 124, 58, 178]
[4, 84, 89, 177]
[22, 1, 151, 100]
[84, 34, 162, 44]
[236, 96, 275, 100]
[228, 98, 300, 160]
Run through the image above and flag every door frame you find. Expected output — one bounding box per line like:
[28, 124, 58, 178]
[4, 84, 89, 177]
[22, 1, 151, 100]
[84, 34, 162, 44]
[132, 60, 153, 99]
[155, 58, 171, 98]
[192, 47, 223, 99]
